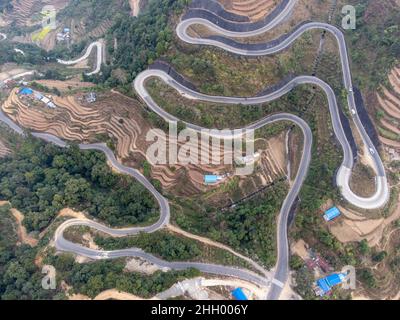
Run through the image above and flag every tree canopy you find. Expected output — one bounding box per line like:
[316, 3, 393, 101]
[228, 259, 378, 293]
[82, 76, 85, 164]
[0, 136, 158, 232]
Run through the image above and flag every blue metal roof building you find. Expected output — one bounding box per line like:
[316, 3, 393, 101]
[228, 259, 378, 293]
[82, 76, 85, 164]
[19, 87, 33, 95]
[316, 273, 347, 296]
[231, 288, 248, 300]
[324, 207, 341, 221]
[204, 175, 219, 184]
[326, 273, 346, 286]
[316, 278, 331, 294]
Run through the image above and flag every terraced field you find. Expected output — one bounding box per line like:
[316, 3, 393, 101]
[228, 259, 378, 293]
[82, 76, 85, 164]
[5, 0, 71, 50]
[4, 0, 108, 50]
[1, 89, 286, 200]
[376, 66, 400, 153]
[70, 18, 113, 40]
[0, 139, 10, 158]
[3, 0, 37, 26]
[218, 0, 278, 21]
[2, 0, 69, 26]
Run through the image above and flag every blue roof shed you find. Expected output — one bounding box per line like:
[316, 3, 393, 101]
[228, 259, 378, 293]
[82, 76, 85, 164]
[231, 288, 248, 300]
[324, 207, 341, 221]
[204, 175, 218, 184]
[326, 273, 346, 287]
[19, 87, 33, 95]
[316, 278, 331, 294]
[316, 273, 346, 295]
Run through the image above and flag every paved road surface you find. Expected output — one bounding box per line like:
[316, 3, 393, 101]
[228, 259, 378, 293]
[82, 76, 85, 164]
[57, 41, 103, 76]
[0, 110, 276, 289]
[0, 0, 389, 299]
[136, 0, 389, 299]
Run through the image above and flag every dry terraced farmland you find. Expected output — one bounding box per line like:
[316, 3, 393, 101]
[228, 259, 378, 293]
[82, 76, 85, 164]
[3, 0, 37, 26]
[218, 0, 278, 21]
[5, 0, 70, 50]
[69, 18, 113, 41]
[376, 66, 400, 152]
[1, 88, 287, 200]
[0, 139, 10, 158]
[2, 0, 69, 26]
[4, 0, 108, 50]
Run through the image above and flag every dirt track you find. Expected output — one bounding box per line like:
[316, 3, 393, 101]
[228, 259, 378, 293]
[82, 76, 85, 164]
[94, 289, 159, 300]
[129, 0, 140, 16]
[167, 224, 269, 276]
[0, 201, 38, 247]
[11, 208, 38, 247]
[68, 276, 266, 300]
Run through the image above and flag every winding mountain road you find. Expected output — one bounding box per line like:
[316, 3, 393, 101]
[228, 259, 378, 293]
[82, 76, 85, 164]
[57, 41, 103, 76]
[0, 111, 277, 289]
[134, 0, 389, 299]
[0, 0, 389, 300]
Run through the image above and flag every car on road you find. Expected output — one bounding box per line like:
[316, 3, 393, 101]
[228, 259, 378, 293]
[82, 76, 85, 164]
[369, 147, 375, 155]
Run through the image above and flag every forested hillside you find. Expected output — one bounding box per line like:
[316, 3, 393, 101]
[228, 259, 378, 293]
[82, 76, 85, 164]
[0, 137, 158, 232]
[0, 203, 200, 300]
[0, 204, 64, 300]
[343, 0, 400, 89]
[0, 41, 48, 65]
[96, 0, 188, 86]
